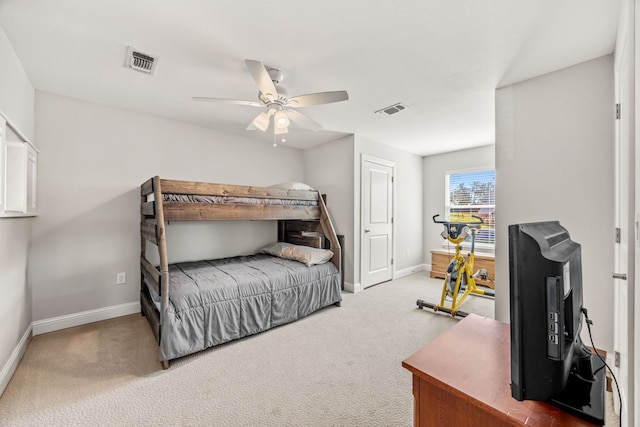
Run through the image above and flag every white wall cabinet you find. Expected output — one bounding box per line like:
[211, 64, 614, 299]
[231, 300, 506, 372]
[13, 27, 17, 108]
[0, 112, 37, 217]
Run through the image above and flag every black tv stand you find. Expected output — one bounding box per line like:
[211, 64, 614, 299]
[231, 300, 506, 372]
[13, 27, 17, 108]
[549, 353, 606, 426]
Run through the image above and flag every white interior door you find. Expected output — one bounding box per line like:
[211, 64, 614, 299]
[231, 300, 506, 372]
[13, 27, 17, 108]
[614, 23, 631, 423]
[362, 156, 394, 288]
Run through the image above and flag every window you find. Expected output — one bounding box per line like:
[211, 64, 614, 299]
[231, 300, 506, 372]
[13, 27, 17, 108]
[446, 169, 495, 247]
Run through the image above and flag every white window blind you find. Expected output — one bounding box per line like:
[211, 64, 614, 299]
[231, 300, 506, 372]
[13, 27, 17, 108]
[446, 169, 495, 246]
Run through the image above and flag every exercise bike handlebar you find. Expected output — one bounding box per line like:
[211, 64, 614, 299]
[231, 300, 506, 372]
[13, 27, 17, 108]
[432, 214, 484, 227]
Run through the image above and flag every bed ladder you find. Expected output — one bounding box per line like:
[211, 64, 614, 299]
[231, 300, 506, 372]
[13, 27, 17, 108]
[140, 176, 170, 369]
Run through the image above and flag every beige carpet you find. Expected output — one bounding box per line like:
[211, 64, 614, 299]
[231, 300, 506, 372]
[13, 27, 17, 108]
[0, 273, 617, 426]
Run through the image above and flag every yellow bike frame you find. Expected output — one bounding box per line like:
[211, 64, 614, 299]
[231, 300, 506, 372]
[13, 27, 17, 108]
[433, 224, 493, 317]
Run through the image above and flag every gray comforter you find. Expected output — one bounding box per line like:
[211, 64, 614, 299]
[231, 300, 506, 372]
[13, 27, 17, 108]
[158, 254, 341, 361]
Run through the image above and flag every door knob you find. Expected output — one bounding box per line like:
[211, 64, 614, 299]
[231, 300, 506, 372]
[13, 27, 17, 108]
[612, 273, 628, 280]
[364, 229, 371, 233]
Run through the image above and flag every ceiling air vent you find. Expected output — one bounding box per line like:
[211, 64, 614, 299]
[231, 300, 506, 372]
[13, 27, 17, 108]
[375, 103, 408, 116]
[125, 47, 158, 75]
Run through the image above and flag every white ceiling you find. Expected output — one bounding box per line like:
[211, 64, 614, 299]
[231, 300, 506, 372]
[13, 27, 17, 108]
[0, 1, 621, 156]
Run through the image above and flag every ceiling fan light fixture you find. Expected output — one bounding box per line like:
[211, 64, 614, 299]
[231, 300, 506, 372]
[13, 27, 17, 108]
[274, 125, 288, 135]
[252, 113, 270, 131]
[274, 110, 290, 129]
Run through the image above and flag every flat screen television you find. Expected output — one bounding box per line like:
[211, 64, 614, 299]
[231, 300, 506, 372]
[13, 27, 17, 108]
[508, 221, 605, 425]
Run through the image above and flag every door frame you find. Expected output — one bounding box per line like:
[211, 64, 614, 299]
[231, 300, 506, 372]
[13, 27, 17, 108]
[614, 1, 636, 424]
[614, 23, 632, 421]
[360, 154, 396, 289]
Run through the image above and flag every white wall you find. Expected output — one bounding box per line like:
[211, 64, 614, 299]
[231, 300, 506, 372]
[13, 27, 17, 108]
[354, 136, 424, 289]
[495, 55, 615, 351]
[423, 145, 495, 260]
[304, 135, 424, 290]
[0, 23, 34, 395]
[303, 135, 355, 284]
[31, 91, 306, 322]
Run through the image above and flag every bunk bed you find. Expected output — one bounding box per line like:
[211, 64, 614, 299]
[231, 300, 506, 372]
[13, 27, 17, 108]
[140, 176, 342, 369]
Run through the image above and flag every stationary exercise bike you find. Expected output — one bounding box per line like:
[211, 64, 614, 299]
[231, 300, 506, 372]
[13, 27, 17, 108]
[417, 214, 495, 318]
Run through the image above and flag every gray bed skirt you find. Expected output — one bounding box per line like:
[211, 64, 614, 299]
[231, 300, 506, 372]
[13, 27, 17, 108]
[151, 254, 341, 361]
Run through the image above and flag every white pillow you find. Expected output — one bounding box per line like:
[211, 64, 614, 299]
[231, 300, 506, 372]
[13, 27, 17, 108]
[258, 242, 291, 257]
[282, 245, 333, 266]
[258, 242, 333, 266]
[268, 182, 315, 191]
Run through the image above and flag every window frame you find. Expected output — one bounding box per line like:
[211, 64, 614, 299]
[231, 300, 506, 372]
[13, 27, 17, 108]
[444, 167, 495, 252]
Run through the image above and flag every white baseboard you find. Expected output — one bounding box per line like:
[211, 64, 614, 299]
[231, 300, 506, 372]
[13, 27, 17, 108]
[0, 324, 31, 398]
[344, 282, 362, 293]
[345, 265, 427, 293]
[395, 263, 428, 279]
[32, 301, 141, 336]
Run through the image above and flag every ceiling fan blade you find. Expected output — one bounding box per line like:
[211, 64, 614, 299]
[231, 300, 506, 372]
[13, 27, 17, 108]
[192, 97, 262, 107]
[247, 110, 272, 131]
[245, 59, 278, 100]
[287, 91, 349, 107]
[285, 109, 323, 131]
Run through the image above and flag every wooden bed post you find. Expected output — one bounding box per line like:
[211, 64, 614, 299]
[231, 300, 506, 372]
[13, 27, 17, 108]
[152, 176, 171, 370]
[317, 191, 341, 274]
[140, 187, 147, 303]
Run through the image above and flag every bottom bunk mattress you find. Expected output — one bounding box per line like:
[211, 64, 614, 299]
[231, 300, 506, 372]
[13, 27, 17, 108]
[147, 254, 342, 361]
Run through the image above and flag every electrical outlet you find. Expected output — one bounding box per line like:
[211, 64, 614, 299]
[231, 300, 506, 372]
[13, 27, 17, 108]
[116, 272, 126, 285]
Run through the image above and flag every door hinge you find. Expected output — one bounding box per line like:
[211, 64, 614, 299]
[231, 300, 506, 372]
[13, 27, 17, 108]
[615, 227, 621, 243]
[616, 103, 621, 120]
[391, 217, 394, 224]
[615, 351, 620, 368]
[391, 258, 394, 265]
[391, 176, 394, 183]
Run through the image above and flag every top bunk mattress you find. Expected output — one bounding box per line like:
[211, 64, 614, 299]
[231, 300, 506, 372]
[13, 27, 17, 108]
[163, 193, 318, 206]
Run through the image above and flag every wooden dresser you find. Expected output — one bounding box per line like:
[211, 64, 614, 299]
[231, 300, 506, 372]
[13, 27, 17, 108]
[402, 315, 600, 427]
[430, 248, 495, 289]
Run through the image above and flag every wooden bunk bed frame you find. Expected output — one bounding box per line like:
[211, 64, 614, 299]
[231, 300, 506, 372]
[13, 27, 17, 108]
[140, 176, 342, 369]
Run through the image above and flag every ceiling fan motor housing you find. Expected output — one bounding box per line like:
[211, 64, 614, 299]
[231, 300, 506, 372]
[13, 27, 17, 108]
[259, 84, 289, 104]
[267, 68, 284, 84]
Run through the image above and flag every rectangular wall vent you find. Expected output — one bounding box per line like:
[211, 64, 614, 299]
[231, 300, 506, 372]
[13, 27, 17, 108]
[375, 103, 408, 116]
[125, 47, 158, 75]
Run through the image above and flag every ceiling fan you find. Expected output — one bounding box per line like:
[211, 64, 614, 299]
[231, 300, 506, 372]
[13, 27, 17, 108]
[193, 59, 349, 135]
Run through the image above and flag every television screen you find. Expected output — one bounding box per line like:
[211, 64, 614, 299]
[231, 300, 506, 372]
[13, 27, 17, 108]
[508, 221, 605, 425]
